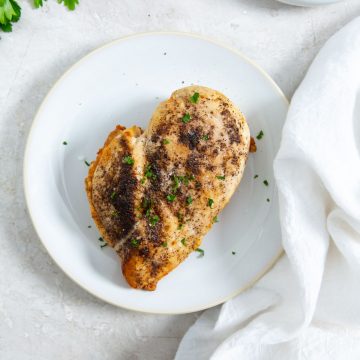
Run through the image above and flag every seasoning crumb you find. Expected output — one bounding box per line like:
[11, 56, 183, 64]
[84, 160, 90, 167]
[263, 180, 269, 186]
[87, 225, 92, 228]
[232, 251, 236, 255]
[163, 52, 167, 56]
[249, 137, 257, 152]
[254, 174, 259, 179]
[267, 198, 270, 202]
[62, 141, 68, 145]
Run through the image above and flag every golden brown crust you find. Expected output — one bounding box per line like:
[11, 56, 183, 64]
[85, 86, 250, 291]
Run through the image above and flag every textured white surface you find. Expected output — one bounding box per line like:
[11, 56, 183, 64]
[1, 1, 360, 359]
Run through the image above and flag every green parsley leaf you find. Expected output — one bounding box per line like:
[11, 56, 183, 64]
[167, 194, 176, 202]
[122, 155, 134, 165]
[263, 180, 269, 186]
[100, 243, 108, 249]
[267, 198, 270, 202]
[178, 224, 184, 230]
[207, 198, 214, 208]
[216, 175, 225, 180]
[232, 251, 236, 255]
[212, 216, 218, 223]
[256, 130, 264, 140]
[0, 0, 21, 33]
[190, 92, 200, 104]
[181, 238, 187, 246]
[163, 139, 170, 145]
[84, 160, 90, 167]
[149, 215, 159, 226]
[145, 164, 156, 180]
[110, 191, 117, 200]
[130, 238, 139, 248]
[186, 196, 193, 205]
[172, 175, 181, 191]
[161, 241, 167, 247]
[254, 174, 259, 179]
[202, 134, 209, 141]
[195, 248, 205, 257]
[57, 0, 79, 11]
[62, 141, 68, 145]
[34, 0, 44, 8]
[181, 113, 191, 124]
[98, 237, 104, 242]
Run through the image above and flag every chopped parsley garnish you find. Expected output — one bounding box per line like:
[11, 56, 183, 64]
[98, 237, 104, 242]
[130, 239, 139, 248]
[254, 174, 259, 179]
[195, 248, 205, 257]
[149, 215, 159, 226]
[100, 243, 108, 249]
[172, 175, 181, 191]
[172, 174, 194, 192]
[256, 130, 264, 140]
[110, 191, 117, 200]
[216, 175, 225, 180]
[122, 155, 134, 165]
[163, 139, 170, 145]
[212, 216, 218, 223]
[167, 194, 176, 202]
[62, 141, 68, 145]
[186, 196, 193, 205]
[181, 238, 187, 246]
[263, 180, 269, 186]
[84, 160, 90, 167]
[87, 225, 91, 228]
[202, 134, 209, 141]
[182, 113, 191, 124]
[161, 241, 168, 247]
[190, 92, 200, 104]
[232, 251, 236, 255]
[144, 164, 156, 180]
[207, 198, 214, 208]
[195, 181, 201, 189]
[178, 224, 184, 230]
[267, 198, 270, 202]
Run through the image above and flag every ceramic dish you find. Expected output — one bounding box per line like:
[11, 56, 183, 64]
[24, 32, 288, 314]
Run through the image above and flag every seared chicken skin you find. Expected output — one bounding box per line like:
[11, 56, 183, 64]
[85, 86, 250, 290]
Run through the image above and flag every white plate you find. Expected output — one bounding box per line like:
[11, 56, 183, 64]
[277, 0, 343, 6]
[24, 32, 288, 314]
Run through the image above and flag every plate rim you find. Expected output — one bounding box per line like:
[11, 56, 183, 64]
[23, 31, 287, 314]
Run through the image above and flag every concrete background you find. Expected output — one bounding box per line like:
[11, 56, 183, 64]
[1, 0, 360, 359]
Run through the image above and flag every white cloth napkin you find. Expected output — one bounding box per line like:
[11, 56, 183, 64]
[176, 17, 360, 360]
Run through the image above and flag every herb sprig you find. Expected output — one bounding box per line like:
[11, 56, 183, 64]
[0, 0, 79, 33]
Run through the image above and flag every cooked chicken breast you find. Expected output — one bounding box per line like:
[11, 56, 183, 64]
[85, 86, 250, 290]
